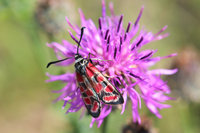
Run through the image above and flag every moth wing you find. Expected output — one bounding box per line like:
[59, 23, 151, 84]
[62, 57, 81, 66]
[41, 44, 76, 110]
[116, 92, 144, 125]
[85, 62, 124, 104]
[76, 72, 101, 118]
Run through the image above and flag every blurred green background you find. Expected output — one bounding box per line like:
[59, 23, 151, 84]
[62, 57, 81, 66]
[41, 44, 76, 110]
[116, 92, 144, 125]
[0, 0, 200, 133]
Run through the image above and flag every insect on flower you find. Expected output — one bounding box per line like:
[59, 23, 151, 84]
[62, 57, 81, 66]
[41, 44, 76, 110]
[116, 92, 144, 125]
[47, 27, 124, 118]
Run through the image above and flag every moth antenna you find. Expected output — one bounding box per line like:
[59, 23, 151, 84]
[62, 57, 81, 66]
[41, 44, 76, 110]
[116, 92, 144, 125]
[77, 27, 86, 54]
[46, 57, 72, 68]
[47, 28, 85, 68]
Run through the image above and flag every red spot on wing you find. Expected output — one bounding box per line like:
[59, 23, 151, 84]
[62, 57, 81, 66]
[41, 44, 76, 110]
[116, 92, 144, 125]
[85, 89, 93, 96]
[80, 86, 84, 92]
[97, 75, 104, 82]
[86, 67, 94, 78]
[87, 62, 98, 72]
[87, 62, 93, 67]
[94, 83, 103, 93]
[103, 95, 118, 102]
[90, 66, 98, 72]
[84, 97, 92, 105]
[91, 101, 99, 112]
[105, 85, 114, 93]
[76, 72, 84, 82]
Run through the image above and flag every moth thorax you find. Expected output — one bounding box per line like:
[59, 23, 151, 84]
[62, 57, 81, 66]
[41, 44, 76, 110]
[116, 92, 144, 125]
[75, 54, 84, 64]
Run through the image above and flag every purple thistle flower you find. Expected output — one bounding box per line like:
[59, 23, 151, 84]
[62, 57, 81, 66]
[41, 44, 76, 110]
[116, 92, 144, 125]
[46, 0, 177, 127]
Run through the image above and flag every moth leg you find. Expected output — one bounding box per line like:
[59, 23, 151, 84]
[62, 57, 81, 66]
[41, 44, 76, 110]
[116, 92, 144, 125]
[91, 61, 99, 66]
[90, 58, 112, 62]
[87, 53, 111, 62]
[87, 53, 112, 62]
[86, 53, 99, 66]
[87, 53, 92, 60]
[87, 52, 97, 59]
[76, 87, 79, 91]
[90, 58, 112, 68]
[89, 60, 106, 68]
[104, 74, 115, 80]
[87, 53, 94, 64]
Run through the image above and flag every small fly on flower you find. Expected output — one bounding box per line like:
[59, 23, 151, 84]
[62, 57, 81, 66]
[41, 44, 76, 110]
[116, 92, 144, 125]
[47, 27, 124, 118]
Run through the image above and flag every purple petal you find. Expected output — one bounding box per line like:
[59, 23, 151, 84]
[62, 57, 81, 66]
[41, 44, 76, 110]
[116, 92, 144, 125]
[154, 25, 168, 36]
[65, 16, 79, 33]
[148, 68, 178, 75]
[121, 90, 127, 114]
[109, 2, 115, 16]
[134, 6, 144, 26]
[46, 73, 75, 82]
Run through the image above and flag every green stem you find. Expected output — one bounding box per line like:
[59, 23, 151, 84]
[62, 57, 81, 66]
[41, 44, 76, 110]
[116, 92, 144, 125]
[101, 116, 109, 133]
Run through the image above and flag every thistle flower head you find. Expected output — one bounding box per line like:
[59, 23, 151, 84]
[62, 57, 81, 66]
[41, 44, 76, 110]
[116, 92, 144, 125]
[47, 0, 177, 127]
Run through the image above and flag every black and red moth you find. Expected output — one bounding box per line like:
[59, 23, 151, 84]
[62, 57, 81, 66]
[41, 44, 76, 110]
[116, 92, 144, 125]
[47, 27, 124, 118]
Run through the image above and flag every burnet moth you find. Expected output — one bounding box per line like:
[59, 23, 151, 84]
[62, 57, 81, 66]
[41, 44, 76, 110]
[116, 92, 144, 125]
[47, 27, 124, 118]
